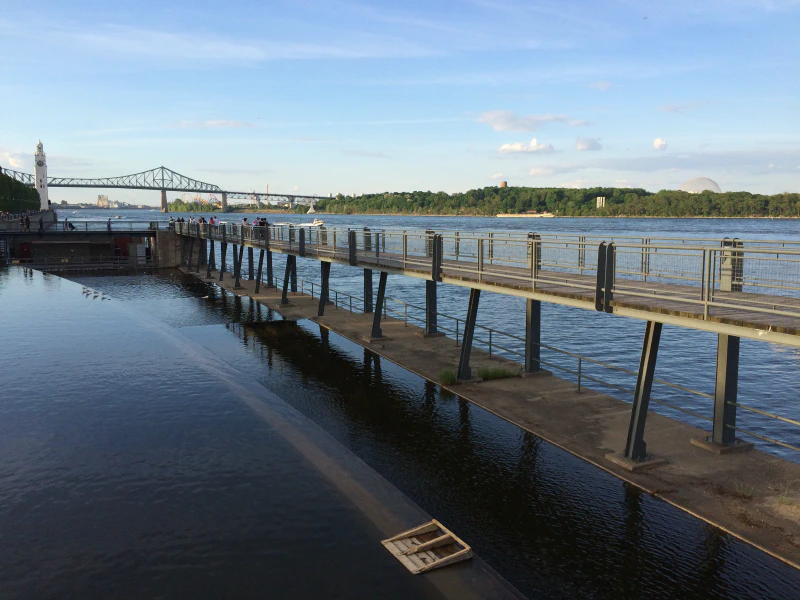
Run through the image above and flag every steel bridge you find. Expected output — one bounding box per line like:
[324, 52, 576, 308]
[0, 166, 326, 212]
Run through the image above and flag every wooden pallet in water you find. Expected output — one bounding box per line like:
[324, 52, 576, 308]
[381, 519, 472, 574]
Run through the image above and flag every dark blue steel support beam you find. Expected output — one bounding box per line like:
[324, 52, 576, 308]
[364, 269, 374, 313]
[370, 272, 388, 339]
[318, 261, 331, 316]
[290, 255, 297, 293]
[713, 334, 740, 446]
[425, 280, 438, 335]
[187, 237, 194, 272]
[624, 320, 662, 462]
[255, 249, 265, 294]
[232, 244, 240, 288]
[457, 289, 481, 381]
[219, 242, 227, 281]
[206, 239, 215, 279]
[248, 247, 254, 280]
[234, 244, 245, 289]
[525, 299, 542, 373]
[266, 250, 274, 287]
[281, 256, 294, 305]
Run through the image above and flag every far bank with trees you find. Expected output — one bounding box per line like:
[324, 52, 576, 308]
[313, 186, 800, 218]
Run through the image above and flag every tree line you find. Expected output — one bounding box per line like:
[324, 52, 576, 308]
[167, 198, 221, 213]
[313, 186, 800, 217]
[0, 172, 41, 213]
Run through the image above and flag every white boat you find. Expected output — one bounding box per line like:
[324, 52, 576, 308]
[114, 215, 123, 219]
[273, 218, 324, 227]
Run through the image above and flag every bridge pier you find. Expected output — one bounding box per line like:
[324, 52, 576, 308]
[524, 299, 542, 373]
[457, 289, 481, 381]
[160, 189, 168, 213]
[221, 192, 228, 213]
[369, 272, 388, 339]
[318, 261, 331, 316]
[255, 249, 265, 293]
[219, 242, 227, 281]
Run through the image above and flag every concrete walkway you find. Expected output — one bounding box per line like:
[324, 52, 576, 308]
[182, 266, 800, 570]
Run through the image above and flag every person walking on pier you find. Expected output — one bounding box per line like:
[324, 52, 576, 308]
[24, 215, 30, 231]
[107, 218, 112, 231]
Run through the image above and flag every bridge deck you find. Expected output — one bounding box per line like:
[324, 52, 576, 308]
[174, 223, 800, 346]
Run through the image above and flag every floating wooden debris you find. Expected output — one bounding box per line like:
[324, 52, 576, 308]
[382, 519, 472, 574]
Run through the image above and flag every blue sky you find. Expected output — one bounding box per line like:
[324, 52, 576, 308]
[1, 0, 799, 205]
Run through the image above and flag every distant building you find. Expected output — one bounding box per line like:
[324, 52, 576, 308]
[596, 196, 606, 209]
[499, 181, 508, 188]
[679, 177, 721, 194]
[97, 195, 109, 208]
[60, 200, 68, 206]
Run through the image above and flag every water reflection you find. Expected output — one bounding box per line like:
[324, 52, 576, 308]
[69, 273, 800, 600]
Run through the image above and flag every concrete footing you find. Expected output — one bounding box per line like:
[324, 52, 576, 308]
[690, 436, 755, 455]
[415, 331, 446, 339]
[605, 453, 668, 473]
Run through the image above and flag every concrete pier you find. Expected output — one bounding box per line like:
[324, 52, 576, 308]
[181, 265, 800, 571]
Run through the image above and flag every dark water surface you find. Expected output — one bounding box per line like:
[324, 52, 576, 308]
[0, 268, 449, 600]
[50, 269, 800, 599]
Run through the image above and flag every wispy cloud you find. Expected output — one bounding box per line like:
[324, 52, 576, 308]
[575, 137, 602, 151]
[653, 137, 668, 151]
[178, 120, 256, 129]
[477, 110, 582, 132]
[658, 101, 705, 113]
[588, 81, 612, 90]
[490, 173, 505, 179]
[498, 138, 554, 154]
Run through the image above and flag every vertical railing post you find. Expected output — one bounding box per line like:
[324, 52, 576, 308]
[524, 299, 541, 373]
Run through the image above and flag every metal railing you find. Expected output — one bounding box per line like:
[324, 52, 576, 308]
[14, 256, 156, 272]
[175, 222, 800, 328]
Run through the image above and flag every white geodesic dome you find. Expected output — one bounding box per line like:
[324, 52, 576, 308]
[679, 177, 721, 194]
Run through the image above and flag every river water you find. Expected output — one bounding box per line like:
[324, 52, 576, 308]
[46, 267, 799, 599]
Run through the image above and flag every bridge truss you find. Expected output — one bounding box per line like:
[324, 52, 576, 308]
[0, 166, 326, 206]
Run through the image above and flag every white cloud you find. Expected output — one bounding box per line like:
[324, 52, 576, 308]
[654, 137, 668, 151]
[490, 173, 505, 180]
[575, 137, 602, 151]
[289, 185, 300, 192]
[179, 120, 255, 129]
[1, 151, 26, 168]
[498, 138, 554, 154]
[476, 110, 572, 132]
[588, 81, 612, 90]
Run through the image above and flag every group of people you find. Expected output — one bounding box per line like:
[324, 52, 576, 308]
[167, 216, 270, 229]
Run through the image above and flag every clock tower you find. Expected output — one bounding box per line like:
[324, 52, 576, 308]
[34, 140, 49, 210]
